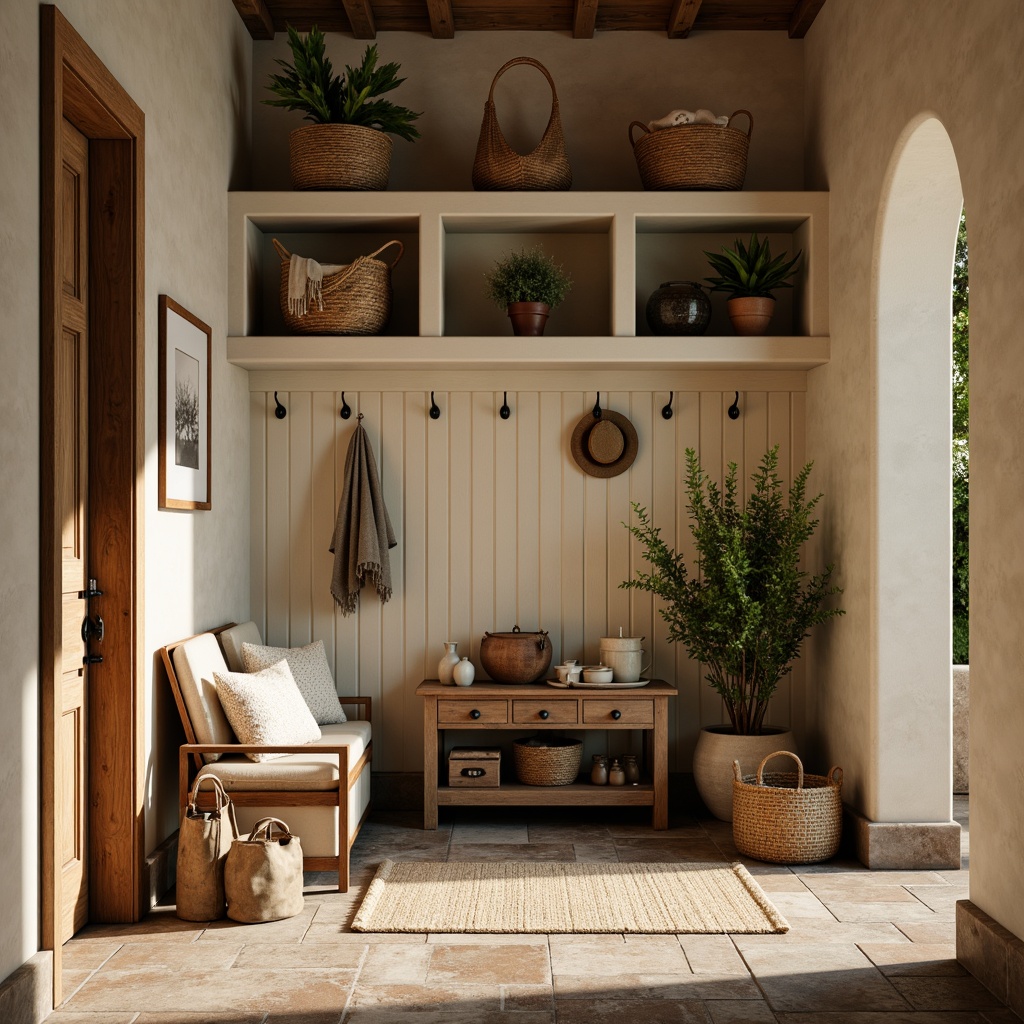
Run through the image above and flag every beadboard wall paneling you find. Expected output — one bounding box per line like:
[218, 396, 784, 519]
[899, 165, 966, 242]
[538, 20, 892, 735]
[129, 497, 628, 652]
[251, 389, 806, 773]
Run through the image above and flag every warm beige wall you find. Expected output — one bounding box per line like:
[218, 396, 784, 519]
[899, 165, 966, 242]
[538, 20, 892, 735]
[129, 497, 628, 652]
[251, 30, 805, 191]
[804, 0, 1024, 937]
[0, 0, 251, 980]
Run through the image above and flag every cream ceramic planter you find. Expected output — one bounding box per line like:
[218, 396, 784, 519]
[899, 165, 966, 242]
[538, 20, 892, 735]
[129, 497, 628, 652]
[693, 725, 796, 821]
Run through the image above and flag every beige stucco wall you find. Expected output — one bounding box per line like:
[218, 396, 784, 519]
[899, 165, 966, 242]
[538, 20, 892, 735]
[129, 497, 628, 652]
[805, 0, 1024, 938]
[0, 0, 251, 981]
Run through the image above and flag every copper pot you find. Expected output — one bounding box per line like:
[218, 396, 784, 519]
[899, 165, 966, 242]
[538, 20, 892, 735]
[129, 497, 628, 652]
[480, 625, 551, 683]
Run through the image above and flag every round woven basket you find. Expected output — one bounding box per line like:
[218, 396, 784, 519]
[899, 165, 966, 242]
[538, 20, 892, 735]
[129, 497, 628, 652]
[732, 751, 843, 865]
[628, 110, 752, 191]
[513, 736, 582, 786]
[289, 124, 393, 191]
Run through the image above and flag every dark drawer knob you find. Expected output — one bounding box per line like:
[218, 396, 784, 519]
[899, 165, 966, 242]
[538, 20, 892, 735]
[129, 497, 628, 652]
[611, 709, 622, 720]
[539, 709, 550, 720]
[470, 709, 482, 720]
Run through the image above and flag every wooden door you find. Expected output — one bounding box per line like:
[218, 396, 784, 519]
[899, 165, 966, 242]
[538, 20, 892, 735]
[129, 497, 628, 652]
[57, 118, 90, 941]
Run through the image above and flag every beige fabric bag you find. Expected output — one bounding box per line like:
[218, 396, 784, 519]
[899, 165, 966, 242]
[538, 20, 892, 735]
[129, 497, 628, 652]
[224, 816, 305, 924]
[175, 774, 239, 921]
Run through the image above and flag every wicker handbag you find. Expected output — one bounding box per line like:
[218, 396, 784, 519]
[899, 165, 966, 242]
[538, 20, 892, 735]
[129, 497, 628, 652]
[732, 751, 843, 865]
[472, 57, 572, 191]
[274, 238, 403, 335]
[629, 110, 753, 190]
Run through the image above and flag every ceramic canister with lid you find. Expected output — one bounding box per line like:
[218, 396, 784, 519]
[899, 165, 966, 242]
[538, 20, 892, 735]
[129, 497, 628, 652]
[598, 632, 648, 682]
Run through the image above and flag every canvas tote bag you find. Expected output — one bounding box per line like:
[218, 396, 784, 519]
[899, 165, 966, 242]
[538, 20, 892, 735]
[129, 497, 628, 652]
[224, 817, 305, 924]
[175, 774, 239, 921]
[472, 56, 572, 191]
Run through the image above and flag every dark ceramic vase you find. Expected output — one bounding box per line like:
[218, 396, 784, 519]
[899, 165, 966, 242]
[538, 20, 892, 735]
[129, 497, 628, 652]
[645, 280, 712, 336]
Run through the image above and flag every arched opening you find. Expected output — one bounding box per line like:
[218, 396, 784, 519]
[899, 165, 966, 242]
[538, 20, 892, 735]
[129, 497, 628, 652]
[873, 117, 962, 824]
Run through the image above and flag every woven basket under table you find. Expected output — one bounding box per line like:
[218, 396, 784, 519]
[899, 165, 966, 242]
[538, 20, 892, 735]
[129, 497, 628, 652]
[513, 736, 582, 786]
[732, 750, 843, 865]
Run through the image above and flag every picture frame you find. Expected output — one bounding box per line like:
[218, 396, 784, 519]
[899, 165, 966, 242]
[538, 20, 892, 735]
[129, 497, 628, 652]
[158, 295, 211, 510]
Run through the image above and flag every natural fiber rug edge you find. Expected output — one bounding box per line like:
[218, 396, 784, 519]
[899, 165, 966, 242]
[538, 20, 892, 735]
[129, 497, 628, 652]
[351, 859, 790, 934]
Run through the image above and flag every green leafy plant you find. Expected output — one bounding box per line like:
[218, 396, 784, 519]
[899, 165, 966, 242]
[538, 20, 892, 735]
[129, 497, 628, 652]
[952, 210, 969, 663]
[622, 446, 843, 734]
[485, 247, 572, 309]
[265, 26, 421, 141]
[704, 233, 802, 299]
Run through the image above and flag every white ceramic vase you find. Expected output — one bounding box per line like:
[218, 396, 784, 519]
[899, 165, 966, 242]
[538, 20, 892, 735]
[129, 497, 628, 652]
[453, 657, 476, 687]
[438, 641, 459, 685]
[692, 725, 797, 821]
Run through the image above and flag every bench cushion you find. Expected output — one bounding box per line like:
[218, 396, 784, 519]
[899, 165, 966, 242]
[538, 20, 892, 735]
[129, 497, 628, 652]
[172, 633, 236, 763]
[219, 621, 263, 672]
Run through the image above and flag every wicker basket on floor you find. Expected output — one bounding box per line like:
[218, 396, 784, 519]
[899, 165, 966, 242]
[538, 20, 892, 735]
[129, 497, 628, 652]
[732, 750, 843, 865]
[513, 736, 582, 786]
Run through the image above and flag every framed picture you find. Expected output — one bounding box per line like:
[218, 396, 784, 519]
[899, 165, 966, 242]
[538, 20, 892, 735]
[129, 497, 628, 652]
[158, 295, 211, 510]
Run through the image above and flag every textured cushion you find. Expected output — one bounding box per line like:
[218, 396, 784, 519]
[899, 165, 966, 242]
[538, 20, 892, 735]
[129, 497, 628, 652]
[218, 621, 263, 672]
[213, 662, 321, 762]
[172, 633, 237, 763]
[241, 639, 347, 725]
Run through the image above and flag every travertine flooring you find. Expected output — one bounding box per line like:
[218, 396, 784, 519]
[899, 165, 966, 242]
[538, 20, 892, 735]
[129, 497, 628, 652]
[50, 795, 1018, 1023]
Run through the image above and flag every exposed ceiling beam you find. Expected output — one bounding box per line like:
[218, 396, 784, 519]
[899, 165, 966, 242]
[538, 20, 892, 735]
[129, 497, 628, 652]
[573, 0, 599, 39]
[341, 0, 377, 39]
[667, 0, 702, 38]
[426, 0, 455, 38]
[789, 0, 826, 38]
[231, 0, 274, 40]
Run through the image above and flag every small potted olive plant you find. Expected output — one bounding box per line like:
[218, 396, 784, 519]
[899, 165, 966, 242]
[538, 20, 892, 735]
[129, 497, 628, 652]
[485, 247, 572, 336]
[704, 234, 802, 335]
[265, 25, 421, 190]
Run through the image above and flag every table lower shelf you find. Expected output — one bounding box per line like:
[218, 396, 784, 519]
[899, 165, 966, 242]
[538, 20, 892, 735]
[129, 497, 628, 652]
[437, 779, 654, 807]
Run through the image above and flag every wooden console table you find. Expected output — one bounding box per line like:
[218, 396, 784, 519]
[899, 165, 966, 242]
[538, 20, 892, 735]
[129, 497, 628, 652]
[417, 679, 677, 830]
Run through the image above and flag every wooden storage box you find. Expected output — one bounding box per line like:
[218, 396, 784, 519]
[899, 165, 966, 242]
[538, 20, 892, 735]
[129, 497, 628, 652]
[449, 747, 501, 788]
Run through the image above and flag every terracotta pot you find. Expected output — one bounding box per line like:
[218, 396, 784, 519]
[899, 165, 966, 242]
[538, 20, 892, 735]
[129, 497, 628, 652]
[727, 296, 775, 336]
[692, 725, 796, 821]
[507, 301, 550, 336]
[480, 625, 551, 683]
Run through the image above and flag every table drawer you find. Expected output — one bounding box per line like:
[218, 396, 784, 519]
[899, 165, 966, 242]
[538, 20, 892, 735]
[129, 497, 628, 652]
[512, 699, 578, 725]
[582, 699, 654, 726]
[438, 699, 508, 725]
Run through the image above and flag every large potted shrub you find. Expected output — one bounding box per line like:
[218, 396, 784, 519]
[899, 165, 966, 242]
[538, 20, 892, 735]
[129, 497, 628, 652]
[704, 233, 801, 336]
[265, 26, 421, 190]
[484, 246, 572, 336]
[622, 445, 843, 820]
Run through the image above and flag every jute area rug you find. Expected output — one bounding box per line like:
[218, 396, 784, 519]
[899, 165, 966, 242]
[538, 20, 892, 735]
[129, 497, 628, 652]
[352, 860, 789, 934]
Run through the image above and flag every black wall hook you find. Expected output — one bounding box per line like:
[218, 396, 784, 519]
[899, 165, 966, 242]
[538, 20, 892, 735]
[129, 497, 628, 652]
[593, 393, 602, 419]
[500, 392, 511, 420]
[728, 391, 741, 420]
[662, 393, 674, 420]
[429, 392, 441, 420]
[273, 392, 287, 419]
[340, 392, 351, 419]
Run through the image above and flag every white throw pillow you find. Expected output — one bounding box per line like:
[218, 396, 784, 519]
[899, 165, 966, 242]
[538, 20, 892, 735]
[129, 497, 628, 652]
[241, 639, 347, 725]
[213, 661, 321, 762]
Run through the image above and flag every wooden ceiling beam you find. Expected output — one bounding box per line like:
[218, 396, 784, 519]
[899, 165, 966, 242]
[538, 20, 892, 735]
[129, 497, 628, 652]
[789, 0, 827, 38]
[573, 0, 599, 39]
[231, 0, 275, 40]
[426, 0, 455, 38]
[667, 0, 702, 38]
[341, 0, 377, 39]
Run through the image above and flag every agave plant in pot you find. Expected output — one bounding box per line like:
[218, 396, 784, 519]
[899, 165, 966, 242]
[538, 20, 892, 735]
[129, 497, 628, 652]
[484, 246, 572, 336]
[265, 26, 421, 190]
[704, 233, 801, 336]
[622, 445, 843, 820]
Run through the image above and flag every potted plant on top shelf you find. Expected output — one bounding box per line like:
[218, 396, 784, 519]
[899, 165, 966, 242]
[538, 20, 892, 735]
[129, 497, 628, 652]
[265, 25, 421, 190]
[621, 445, 843, 820]
[704, 233, 802, 336]
[485, 246, 573, 336]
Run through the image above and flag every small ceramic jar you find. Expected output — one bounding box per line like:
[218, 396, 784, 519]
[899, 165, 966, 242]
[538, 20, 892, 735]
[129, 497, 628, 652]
[623, 754, 640, 784]
[591, 755, 608, 785]
[452, 657, 476, 686]
[608, 759, 626, 786]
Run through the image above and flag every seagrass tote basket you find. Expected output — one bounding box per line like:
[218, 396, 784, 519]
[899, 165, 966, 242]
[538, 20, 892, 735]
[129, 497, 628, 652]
[732, 750, 843, 864]
[628, 109, 752, 190]
[274, 238, 403, 335]
[513, 736, 582, 786]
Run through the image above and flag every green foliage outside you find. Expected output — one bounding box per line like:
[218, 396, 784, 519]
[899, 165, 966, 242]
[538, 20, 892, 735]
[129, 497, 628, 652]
[953, 211, 969, 663]
[622, 447, 844, 735]
[704, 233, 802, 299]
[265, 26, 421, 141]
[485, 247, 572, 309]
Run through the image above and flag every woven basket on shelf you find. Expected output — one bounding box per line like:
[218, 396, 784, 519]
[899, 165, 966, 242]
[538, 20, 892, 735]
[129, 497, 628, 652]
[513, 736, 582, 786]
[274, 238, 403, 336]
[628, 110, 752, 191]
[732, 751, 843, 865]
[289, 124, 393, 191]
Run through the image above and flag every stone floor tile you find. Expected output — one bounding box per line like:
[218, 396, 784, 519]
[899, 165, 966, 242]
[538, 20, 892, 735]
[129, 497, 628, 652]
[759, 892, 833, 920]
[774, 1013, 987, 1023]
[706, 1001, 779, 1024]
[572, 841, 620, 861]
[739, 940, 875, 975]
[903, 885, 968, 912]
[197, 908, 317, 943]
[345, 1012, 553, 1024]
[549, 934, 690, 976]
[346, 983, 499, 1011]
[61, 943, 123, 971]
[98, 942, 242, 971]
[679, 934, 752, 975]
[981, 1011, 1024, 1024]
[449, 822, 530, 844]
[756, 967, 910, 1012]
[136, 1015, 269, 1023]
[425, 932, 549, 944]
[502, 983, 555, 1010]
[231, 942, 364, 969]
[553, 972, 760, 999]
[57, 971, 93, 1005]
[824, 902, 939, 924]
[553, 996, 711, 1022]
[528, 822, 613, 843]
[426, 943, 549, 985]
[71, 910, 205, 944]
[750, 874, 812, 893]
[303, 923, 426, 943]
[894, 919, 958, 944]
[796, 869, 949, 886]
[611, 838, 727, 862]
[263, 1013, 342, 1024]
[733, 921, 910, 947]
[888, 975, 1004, 1010]
[44, 1014, 138, 1024]
[445, 842, 575, 861]
[802, 884, 922, 904]
[359, 943, 434, 984]
[855, 942, 965, 976]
